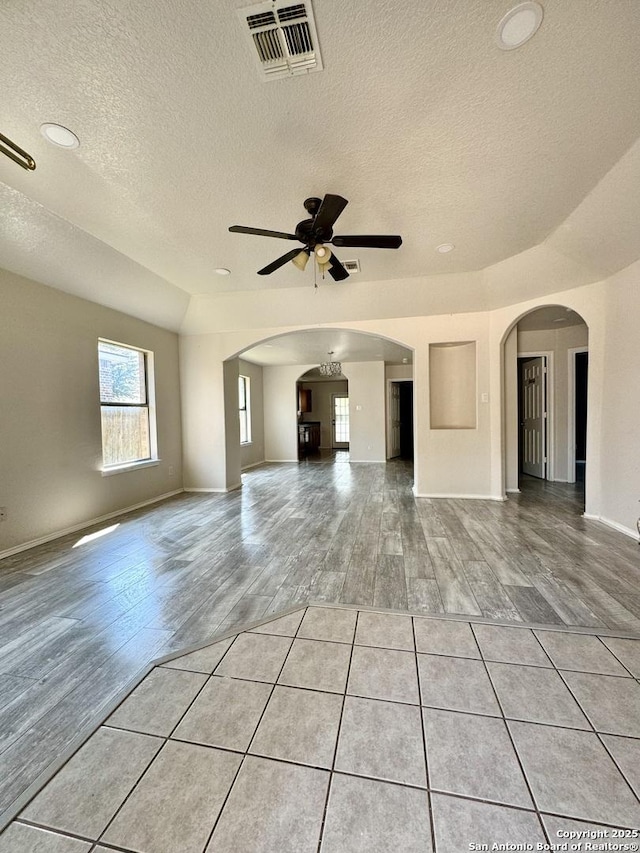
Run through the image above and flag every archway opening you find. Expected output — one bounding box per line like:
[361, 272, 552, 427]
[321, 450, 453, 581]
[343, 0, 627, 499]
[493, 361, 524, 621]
[297, 366, 350, 464]
[502, 304, 589, 509]
[226, 327, 415, 483]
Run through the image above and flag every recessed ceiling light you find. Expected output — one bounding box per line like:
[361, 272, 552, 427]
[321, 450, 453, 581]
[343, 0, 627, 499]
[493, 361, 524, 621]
[40, 123, 80, 149]
[215, 268, 231, 276]
[436, 243, 455, 254]
[496, 2, 544, 51]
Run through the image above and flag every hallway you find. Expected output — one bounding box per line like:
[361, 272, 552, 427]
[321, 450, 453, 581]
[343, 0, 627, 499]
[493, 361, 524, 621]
[0, 460, 639, 822]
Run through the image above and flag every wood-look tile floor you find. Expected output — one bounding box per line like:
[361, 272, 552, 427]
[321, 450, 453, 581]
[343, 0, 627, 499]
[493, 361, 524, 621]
[0, 460, 639, 822]
[3, 605, 640, 851]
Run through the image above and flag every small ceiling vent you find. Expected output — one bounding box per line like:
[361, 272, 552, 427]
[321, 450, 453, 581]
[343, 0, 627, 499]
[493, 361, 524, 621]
[239, 0, 323, 81]
[342, 259, 360, 274]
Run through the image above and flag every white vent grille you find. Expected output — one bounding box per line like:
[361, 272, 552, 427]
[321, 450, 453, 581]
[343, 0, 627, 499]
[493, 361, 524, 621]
[343, 259, 360, 273]
[239, 0, 323, 81]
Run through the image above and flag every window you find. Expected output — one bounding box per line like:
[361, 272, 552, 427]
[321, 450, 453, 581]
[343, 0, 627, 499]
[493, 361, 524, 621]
[98, 340, 156, 469]
[239, 375, 251, 444]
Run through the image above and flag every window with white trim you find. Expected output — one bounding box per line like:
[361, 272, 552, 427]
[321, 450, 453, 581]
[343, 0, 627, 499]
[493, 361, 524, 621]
[98, 339, 157, 469]
[239, 374, 251, 444]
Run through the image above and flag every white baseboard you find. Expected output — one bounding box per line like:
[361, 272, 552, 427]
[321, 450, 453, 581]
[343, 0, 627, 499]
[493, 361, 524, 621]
[241, 460, 266, 472]
[583, 513, 638, 541]
[0, 489, 184, 561]
[184, 482, 242, 494]
[265, 458, 299, 463]
[506, 488, 521, 494]
[413, 493, 507, 502]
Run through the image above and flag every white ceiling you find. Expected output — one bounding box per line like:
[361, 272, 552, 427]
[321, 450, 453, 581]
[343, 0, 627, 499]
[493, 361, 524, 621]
[517, 305, 586, 332]
[241, 328, 413, 366]
[2, 0, 640, 332]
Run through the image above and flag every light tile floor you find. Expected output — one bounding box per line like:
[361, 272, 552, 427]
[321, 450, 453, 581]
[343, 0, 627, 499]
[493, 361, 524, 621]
[2, 605, 640, 852]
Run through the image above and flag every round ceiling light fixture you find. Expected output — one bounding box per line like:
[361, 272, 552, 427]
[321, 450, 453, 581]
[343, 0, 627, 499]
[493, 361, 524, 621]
[214, 268, 231, 275]
[40, 123, 80, 149]
[496, 2, 544, 50]
[436, 243, 455, 254]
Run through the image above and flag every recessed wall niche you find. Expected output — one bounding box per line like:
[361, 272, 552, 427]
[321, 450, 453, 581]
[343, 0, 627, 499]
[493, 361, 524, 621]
[429, 341, 477, 429]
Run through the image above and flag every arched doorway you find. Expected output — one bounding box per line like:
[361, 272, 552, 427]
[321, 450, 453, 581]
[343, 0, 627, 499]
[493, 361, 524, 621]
[228, 327, 415, 481]
[297, 366, 350, 463]
[502, 304, 589, 503]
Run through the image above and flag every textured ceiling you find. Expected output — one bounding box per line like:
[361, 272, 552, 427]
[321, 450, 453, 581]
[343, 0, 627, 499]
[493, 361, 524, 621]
[1, 0, 640, 330]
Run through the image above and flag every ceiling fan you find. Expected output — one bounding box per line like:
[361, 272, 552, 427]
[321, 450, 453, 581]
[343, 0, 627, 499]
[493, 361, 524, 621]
[229, 194, 402, 281]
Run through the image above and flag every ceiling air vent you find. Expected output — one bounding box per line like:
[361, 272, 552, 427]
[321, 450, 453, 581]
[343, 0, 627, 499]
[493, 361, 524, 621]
[342, 259, 360, 274]
[239, 0, 323, 81]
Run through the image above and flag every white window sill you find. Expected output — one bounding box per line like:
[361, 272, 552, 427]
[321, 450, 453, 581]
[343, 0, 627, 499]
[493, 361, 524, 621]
[101, 459, 161, 477]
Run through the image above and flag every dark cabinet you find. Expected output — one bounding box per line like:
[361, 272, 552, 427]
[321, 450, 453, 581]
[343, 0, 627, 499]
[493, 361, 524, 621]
[298, 388, 312, 413]
[298, 422, 321, 457]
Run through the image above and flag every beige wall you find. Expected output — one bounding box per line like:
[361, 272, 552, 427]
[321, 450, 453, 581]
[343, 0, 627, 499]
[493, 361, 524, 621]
[600, 262, 640, 536]
[239, 359, 265, 469]
[0, 268, 183, 554]
[346, 362, 386, 462]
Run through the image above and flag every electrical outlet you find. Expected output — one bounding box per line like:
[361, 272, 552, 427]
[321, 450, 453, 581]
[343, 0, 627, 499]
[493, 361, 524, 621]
[0, 507, 6, 522]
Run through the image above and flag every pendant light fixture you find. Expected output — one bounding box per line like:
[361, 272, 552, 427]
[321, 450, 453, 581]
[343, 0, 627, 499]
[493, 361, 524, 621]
[319, 351, 342, 376]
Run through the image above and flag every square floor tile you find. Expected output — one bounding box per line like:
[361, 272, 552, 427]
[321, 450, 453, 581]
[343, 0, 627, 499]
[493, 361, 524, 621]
[107, 666, 207, 736]
[173, 676, 272, 751]
[488, 662, 589, 728]
[279, 638, 351, 693]
[162, 636, 234, 673]
[0, 823, 92, 852]
[413, 617, 479, 658]
[473, 624, 551, 667]
[347, 646, 419, 704]
[103, 741, 241, 853]
[205, 755, 329, 853]
[320, 773, 432, 853]
[335, 696, 426, 787]
[535, 631, 629, 675]
[509, 720, 640, 827]
[354, 611, 414, 651]
[298, 607, 357, 643]
[432, 793, 545, 853]
[602, 637, 640, 677]
[22, 727, 161, 838]
[424, 709, 532, 808]
[214, 632, 292, 682]
[561, 671, 640, 736]
[249, 685, 342, 768]
[599, 735, 640, 798]
[417, 654, 500, 715]
[250, 609, 305, 637]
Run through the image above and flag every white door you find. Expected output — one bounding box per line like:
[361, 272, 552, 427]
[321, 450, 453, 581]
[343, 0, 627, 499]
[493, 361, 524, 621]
[332, 394, 349, 448]
[389, 383, 401, 458]
[521, 357, 546, 479]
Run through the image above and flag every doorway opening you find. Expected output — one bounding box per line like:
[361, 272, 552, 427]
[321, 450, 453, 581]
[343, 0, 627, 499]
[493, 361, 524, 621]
[297, 371, 349, 462]
[504, 304, 589, 509]
[387, 379, 414, 461]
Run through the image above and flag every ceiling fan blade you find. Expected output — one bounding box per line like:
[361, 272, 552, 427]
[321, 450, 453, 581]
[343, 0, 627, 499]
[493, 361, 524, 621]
[332, 235, 402, 249]
[229, 225, 298, 240]
[327, 254, 350, 282]
[257, 248, 305, 275]
[314, 194, 348, 234]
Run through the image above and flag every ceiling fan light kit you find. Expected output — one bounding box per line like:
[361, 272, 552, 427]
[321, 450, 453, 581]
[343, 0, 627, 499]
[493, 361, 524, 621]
[229, 193, 402, 284]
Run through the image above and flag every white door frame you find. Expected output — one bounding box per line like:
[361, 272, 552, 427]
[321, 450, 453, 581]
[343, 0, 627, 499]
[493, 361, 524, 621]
[386, 378, 413, 460]
[518, 350, 554, 482]
[567, 346, 588, 484]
